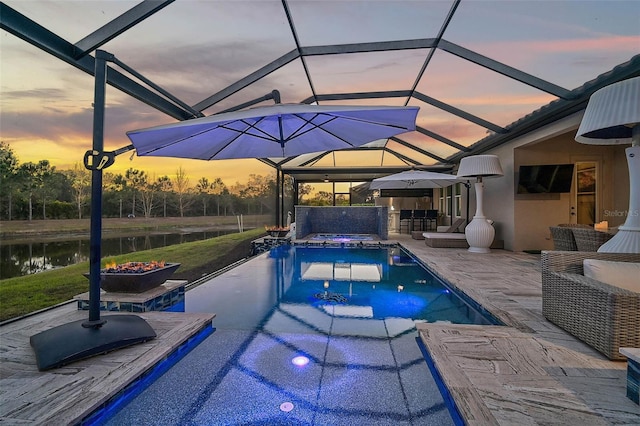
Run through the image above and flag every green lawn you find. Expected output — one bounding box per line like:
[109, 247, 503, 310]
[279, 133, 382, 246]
[0, 228, 265, 322]
[0, 215, 271, 240]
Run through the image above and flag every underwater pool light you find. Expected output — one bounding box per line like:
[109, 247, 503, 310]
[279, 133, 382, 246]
[280, 402, 294, 412]
[291, 355, 310, 367]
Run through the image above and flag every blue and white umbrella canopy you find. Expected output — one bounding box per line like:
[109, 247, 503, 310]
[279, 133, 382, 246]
[127, 103, 419, 160]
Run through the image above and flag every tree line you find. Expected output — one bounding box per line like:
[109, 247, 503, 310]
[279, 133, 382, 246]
[0, 142, 322, 221]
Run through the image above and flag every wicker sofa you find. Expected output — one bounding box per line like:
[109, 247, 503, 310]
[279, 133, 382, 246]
[541, 251, 640, 360]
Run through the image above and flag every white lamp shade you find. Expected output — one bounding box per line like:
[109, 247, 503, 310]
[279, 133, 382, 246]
[575, 76, 640, 145]
[456, 155, 504, 178]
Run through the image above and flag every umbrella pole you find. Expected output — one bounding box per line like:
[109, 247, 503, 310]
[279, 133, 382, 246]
[449, 186, 454, 229]
[29, 50, 156, 371]
[280, 169, 285, 225]
[275, 168, 281, 226]
[464, 181, 471, 227]
[219, 89, 281, 113]
[84, 51, 109, 327]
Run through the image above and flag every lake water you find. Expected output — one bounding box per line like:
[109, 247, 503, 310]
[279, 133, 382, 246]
[0, 229, 239, 279]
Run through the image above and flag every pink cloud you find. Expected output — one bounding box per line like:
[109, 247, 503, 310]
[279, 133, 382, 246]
[520, 35, 640, 53]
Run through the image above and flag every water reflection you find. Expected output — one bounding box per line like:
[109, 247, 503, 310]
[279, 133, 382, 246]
[0, 230, 237, 279]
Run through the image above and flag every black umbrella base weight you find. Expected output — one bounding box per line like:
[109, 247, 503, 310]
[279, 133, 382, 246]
[30, 315, 156, 371]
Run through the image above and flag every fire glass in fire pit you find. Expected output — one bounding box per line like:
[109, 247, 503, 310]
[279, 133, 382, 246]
[265, 226, 290, 238]
[84, 261, 180, 293]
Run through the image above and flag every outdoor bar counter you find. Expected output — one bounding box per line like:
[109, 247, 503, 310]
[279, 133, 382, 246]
[294, 206, 388, 239]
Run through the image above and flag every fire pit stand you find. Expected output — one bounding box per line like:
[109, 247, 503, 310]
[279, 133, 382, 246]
[74, 280, 186, 312]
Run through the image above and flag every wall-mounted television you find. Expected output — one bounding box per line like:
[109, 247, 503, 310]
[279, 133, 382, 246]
[517, 164, 575, 194]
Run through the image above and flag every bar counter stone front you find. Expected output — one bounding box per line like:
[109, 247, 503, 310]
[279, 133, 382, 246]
[294, 206, 388, 239]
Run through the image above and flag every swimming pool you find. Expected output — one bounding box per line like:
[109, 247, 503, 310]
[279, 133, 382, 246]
[99, 245, 497, 425]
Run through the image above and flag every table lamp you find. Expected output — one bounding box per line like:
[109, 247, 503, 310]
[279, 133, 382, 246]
[575, 76, 640, 253]
[456, 155, 504, 253]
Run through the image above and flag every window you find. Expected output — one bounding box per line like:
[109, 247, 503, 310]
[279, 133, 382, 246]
[439, 184, 463, 217]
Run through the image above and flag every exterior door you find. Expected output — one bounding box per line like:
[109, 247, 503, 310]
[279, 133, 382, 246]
[575, 161, 597, 226]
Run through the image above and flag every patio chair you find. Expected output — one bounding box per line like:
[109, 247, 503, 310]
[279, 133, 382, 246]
[549, 223, 591, 251]
[421, 218, 468, 248]
[444, 217, 465, 233]
[399, 210, 412, 234]
[541, 250, 640, 360]
[549, 226, 578, 251]
[571, 227, 614, 252]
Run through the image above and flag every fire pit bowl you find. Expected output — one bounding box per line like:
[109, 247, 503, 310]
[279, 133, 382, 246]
[265, 226, 289, 238]
[84, 262, 180, 293]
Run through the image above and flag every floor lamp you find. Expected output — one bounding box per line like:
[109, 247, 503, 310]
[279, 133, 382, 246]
[456, 155, 504, 253]
[575, 76, 640, 253]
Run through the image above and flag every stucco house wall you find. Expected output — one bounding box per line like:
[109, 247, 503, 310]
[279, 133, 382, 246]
[463, 112, 630, 252]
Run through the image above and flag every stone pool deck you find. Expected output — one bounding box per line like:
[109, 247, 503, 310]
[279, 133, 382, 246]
[0, 307, 214, 425]
[398, 234, 640, 425]
[0, 234, 638, 424]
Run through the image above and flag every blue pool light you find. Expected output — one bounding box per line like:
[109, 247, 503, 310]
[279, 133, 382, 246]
[291, 355, 310, 367]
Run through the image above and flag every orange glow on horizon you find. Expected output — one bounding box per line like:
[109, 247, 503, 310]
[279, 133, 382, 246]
[6, 137, 274, 185]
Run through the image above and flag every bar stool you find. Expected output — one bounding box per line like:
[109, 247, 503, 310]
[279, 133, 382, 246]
[399, 210, 412, 233]
[412, 209, 426, 231]
[425, 210, 438, 231]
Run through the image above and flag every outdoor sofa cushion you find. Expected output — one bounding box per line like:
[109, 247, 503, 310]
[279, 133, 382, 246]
[422, 233, 468, 248]
[583, 259, 640, 293]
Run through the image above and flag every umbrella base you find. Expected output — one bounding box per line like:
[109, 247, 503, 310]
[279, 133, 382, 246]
[30, 315, 156, 371]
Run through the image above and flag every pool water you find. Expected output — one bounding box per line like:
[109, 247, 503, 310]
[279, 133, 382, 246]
[101, 246, 496, 425]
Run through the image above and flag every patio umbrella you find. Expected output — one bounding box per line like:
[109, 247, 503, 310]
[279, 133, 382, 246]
[369, 169, 458, 190]
[127, 103, 419, 159]
[30, 91, 418, 371]
[369, 169, 462, 230]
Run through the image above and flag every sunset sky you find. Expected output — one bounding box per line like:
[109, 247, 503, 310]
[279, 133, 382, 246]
[1, 0, 639, 186]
